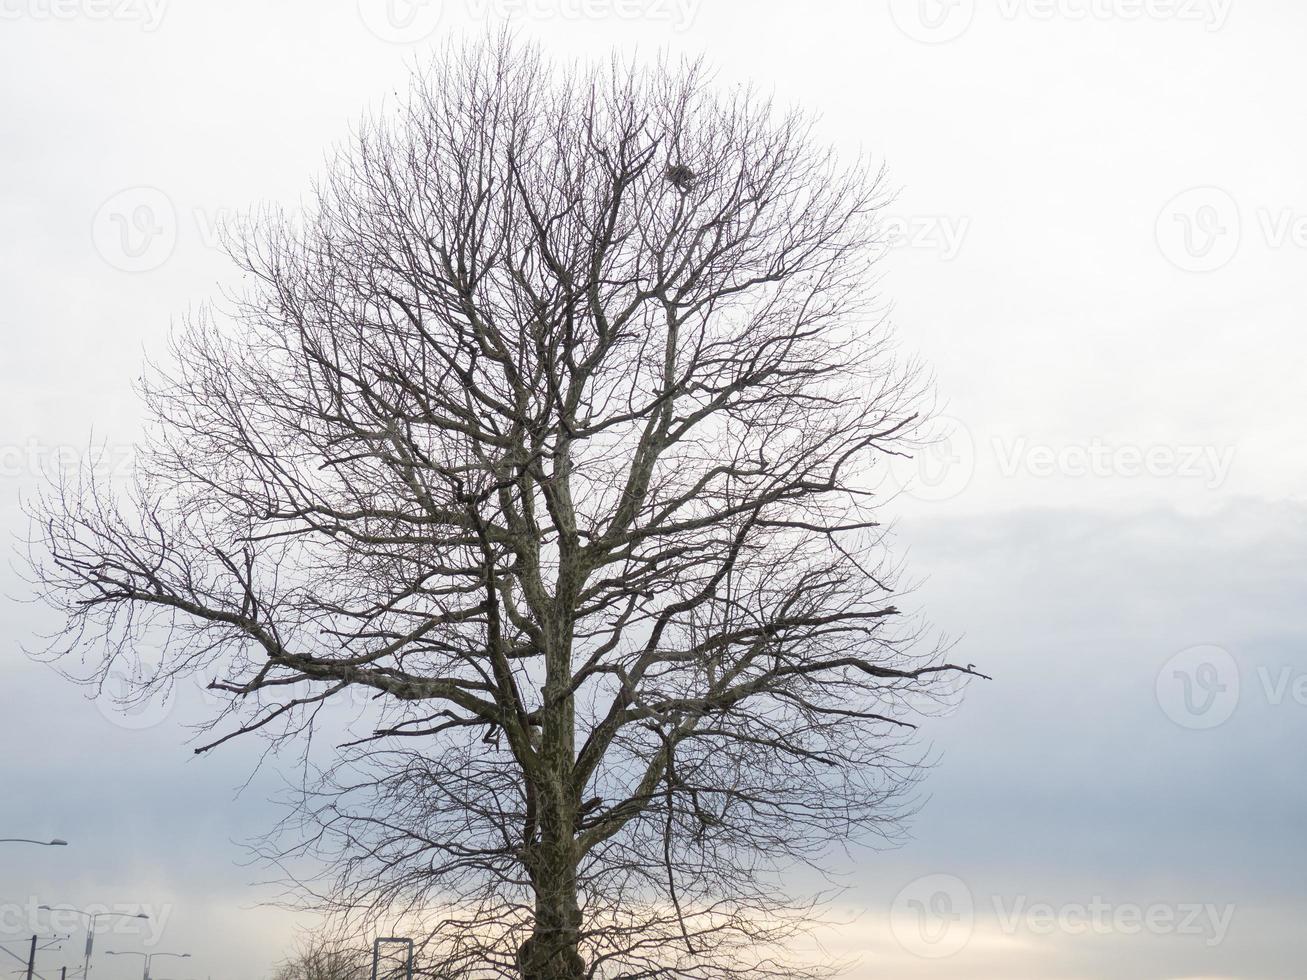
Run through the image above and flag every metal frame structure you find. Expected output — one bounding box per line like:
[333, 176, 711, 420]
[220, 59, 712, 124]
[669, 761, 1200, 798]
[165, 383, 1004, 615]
[369, 937, 414, 980]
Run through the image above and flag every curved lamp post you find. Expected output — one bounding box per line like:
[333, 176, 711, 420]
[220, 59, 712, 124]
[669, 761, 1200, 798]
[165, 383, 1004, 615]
[104, 951, 188, 980]
[0, 839, 68, 846]
[38, 909, 147, 980]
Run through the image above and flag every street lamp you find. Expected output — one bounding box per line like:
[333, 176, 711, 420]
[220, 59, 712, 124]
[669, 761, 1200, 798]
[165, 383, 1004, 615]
[103, 952, 188, 980]
[37, 909, 147, 980]
[0, 839, 68, 846]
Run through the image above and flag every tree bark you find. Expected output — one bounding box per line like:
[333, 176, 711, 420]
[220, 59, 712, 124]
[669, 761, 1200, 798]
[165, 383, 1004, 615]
[519, 598, 585, 980]
[518, 872, 584, 978]
[519, 790, 584, 980]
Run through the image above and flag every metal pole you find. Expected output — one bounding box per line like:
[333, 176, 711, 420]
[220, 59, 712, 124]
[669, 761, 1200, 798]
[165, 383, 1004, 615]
[370, 938, 413, 980]
[25, 936, 37, 980]
[142, 955, 150, 980]
[83, 915, 96, 980]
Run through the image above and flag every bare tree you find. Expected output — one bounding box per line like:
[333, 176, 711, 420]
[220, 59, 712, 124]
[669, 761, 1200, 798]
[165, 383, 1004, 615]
[30, 36, 983, 980]
[272, 937, 369, 980]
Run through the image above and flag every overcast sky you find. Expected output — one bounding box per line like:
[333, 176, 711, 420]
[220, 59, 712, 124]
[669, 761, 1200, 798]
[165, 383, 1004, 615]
[2, 2, 1305, 979]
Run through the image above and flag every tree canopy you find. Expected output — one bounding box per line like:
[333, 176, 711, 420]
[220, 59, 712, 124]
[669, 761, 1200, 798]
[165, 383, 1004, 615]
[31, 36, 981, 980]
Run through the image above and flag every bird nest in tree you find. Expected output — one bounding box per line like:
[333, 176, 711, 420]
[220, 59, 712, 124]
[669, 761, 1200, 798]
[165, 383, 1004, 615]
[664, 162, 695, 191]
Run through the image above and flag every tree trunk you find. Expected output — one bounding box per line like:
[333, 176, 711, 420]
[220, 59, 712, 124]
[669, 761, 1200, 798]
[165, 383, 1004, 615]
[518, 798, 584, 980]
[520, 605, 584, 980]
